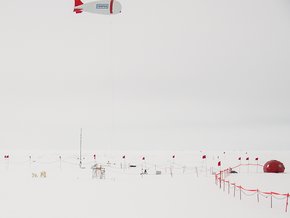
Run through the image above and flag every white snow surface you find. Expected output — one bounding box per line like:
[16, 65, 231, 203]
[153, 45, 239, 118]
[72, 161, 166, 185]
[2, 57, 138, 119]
[0, 150, 289, 218]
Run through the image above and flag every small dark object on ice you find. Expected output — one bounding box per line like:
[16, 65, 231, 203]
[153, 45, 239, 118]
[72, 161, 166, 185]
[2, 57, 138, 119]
[230, 170, 238, 173]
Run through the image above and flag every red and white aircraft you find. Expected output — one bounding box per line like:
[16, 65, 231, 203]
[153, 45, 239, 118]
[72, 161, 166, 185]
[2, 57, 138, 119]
[74, 0, 122, 14]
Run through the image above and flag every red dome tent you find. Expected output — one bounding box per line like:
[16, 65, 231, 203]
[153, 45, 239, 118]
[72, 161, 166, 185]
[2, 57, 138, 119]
[263, 160, 285, 173]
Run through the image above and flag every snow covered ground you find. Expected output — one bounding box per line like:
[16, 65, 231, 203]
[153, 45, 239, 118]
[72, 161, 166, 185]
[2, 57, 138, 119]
[0, 150, 289, 218]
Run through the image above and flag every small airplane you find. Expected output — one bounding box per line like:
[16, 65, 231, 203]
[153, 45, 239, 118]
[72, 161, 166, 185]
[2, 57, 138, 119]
[74, 0, 122, 14]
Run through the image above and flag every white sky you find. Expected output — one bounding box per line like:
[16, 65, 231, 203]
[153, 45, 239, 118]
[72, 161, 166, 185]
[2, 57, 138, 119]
[1, 0, 290, 151]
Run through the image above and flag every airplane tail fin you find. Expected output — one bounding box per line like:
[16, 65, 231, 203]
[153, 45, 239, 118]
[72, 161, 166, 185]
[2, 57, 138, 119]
[74, 0, 83, 13]
[74, 0, 83, 7]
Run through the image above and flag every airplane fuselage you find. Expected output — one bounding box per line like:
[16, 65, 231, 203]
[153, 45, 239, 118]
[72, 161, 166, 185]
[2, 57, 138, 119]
[74, 0, 122, 15]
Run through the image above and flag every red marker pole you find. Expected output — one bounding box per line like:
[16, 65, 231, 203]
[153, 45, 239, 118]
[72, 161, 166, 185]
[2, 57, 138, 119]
[238, 157, 241, 173]
[4, 155, 10, 170]
[202, 155, 207, 176]
[218, 161, 221, 189]
[246, 157, 249, 173]
[172, 155, 175, 168]
[171, 155, 175, 177]
[122, 155, 126, 170]
[142, 157, 146, 171]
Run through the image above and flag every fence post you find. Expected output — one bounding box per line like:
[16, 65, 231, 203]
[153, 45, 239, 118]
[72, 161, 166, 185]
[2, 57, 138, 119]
[215, 174, 217, 185]
[286, 193, 289, 213]
[233, 183, 236, 198]
[271, 192, 273, 208]
[219, 171, 222, 189]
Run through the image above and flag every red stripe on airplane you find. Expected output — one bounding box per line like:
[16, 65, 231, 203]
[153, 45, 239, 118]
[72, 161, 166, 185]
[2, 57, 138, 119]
[110, 0, 114, 14]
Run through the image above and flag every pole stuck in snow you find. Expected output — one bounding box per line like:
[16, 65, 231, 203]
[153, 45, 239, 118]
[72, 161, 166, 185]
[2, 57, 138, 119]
[59, 155, 62, 170]
[79, 128, 82, 168]
[271, 192, 273, 208]
[233, 183, 236, 198]
[29, 155, 32, 168]
[286, 193, 289, 213]
[219, 171, 222, 189]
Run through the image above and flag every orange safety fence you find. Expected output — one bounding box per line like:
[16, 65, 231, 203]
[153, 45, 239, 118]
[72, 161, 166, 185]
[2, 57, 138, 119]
[215, 164, 289, 213]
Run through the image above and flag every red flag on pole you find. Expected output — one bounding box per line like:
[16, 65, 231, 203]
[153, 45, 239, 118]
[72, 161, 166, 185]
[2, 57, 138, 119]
[93, 154, 96, 160]
[246, 157, 249, 160]
[172, 155, 175, 159]
[255, 157, 258, 161]
[122, 155, 126, 159]
[142, 157, 145, 160]
[202, 155, 206, 159]
[218, 161, 221, 167]
[238, 157, 241, 160]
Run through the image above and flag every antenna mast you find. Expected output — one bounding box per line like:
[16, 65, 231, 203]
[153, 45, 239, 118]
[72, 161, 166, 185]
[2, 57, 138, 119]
[79, 128, 82, 168]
